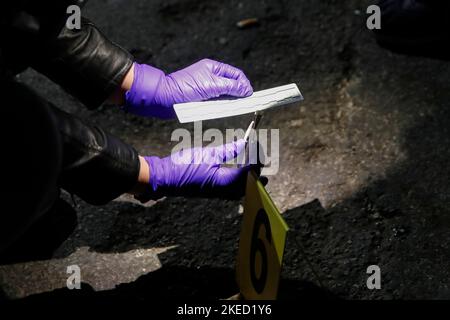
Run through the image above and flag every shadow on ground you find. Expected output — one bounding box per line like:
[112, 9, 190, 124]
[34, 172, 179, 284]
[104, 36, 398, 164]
[6, 266, 337, 303]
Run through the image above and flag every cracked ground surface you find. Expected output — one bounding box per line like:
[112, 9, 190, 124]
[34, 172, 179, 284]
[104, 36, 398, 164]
[1, 0, 450, 300]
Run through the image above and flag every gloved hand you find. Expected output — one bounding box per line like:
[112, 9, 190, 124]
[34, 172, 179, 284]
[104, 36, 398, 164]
[124, 59, 253, 119]
[136, 139, 266, 201]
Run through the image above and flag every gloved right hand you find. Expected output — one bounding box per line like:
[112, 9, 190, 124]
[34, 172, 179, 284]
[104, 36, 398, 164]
[124, 59, 253, 119]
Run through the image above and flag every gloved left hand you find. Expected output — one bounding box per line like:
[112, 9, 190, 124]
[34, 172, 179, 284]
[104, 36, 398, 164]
[136, 139, 266, 201]
[124, 59, 253, 119]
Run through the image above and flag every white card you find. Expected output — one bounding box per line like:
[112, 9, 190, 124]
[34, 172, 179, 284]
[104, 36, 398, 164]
[174, 83, 303, 123]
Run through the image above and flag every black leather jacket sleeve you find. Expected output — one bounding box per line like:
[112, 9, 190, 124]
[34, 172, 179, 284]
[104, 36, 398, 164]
[1, 2, 141, 206]
[50, 105, 141, 205]
[31, 17, 134, 109]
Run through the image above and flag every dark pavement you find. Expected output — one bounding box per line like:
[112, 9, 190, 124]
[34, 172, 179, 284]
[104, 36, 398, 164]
[1, 0, 449, 300]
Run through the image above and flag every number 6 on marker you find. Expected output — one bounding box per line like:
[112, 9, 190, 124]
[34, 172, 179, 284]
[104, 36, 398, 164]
[250, 209, 271, 294]
[236, 171, 289, 300]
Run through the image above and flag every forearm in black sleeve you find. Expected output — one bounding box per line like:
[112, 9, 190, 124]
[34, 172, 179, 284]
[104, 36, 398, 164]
[31, 17, 134, 109]
[49, 105, 140, 205]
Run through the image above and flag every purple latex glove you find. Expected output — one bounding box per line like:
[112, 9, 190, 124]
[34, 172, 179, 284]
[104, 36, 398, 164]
[124, 59, 253, 119]
[137, 140, 265, 201]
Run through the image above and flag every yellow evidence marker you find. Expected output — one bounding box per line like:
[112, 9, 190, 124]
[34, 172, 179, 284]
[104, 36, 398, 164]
[236, 171, 289, 300]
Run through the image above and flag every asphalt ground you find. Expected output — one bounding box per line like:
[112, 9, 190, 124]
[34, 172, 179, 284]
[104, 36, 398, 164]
[1, 0, 450, 300]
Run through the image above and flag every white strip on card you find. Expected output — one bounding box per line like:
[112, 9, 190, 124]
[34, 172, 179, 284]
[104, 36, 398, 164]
[174, 83, 303, 123]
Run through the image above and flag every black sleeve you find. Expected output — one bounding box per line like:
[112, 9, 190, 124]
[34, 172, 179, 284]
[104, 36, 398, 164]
[31, 17, 134, 109]
[49, 105, 141, 205]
